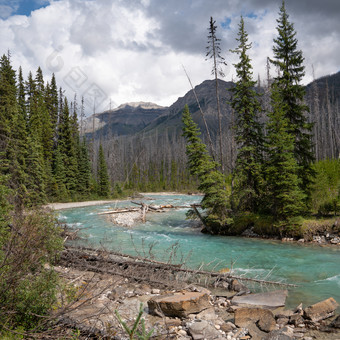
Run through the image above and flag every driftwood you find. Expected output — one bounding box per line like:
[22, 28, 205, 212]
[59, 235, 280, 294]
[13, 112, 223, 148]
[98, 208, 140, 215]
[99, 201, 200, 225]
[60, 246, 297, 288]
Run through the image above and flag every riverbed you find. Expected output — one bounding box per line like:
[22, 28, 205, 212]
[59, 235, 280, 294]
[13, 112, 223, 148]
[57, 193, 340, 311]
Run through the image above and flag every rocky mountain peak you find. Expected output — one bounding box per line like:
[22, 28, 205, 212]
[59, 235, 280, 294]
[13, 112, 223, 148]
[115, 101, 165, 110]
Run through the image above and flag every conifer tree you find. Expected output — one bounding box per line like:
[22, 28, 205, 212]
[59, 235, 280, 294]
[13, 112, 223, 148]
[270, 0, 315, 201]
[17, 67, 27, 126]
[206, 17, 227, 171]
[97, 144, 110, 197]
[182, 105, 229, 226]
[51, 144, 67, 199]
[58, 97, 78, 195]
[77, 138, 91, 195]
[26, 135, 47, 204]
[230, 17, 264, 213]
[266, 83, 306, 219]
[45, 74, 59, 143]
[0, 54, 28, 207]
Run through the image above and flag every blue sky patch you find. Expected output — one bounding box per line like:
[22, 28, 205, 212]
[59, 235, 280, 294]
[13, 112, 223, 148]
[220, 17, 231, 30]
[0, 0, 50, 18]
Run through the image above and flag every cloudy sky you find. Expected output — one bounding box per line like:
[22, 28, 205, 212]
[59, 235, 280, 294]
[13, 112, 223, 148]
[0, 0, 339, 115]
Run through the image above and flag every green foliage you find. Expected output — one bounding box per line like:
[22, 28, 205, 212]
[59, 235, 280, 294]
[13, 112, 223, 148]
[311, 159, 340, 214]
[270, 0, 315, 202]
[0, 174, 12, 229]
[0, 209, 63, 332]
[230, 17, 265, 213]
[265, 83, 306, 219]
[115, 303, 154, 340]
[182, 105, 230, 227]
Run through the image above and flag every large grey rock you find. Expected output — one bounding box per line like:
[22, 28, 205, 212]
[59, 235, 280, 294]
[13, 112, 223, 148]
[147, 291, 211, 318]
[304, 297, 339, 322]
[232, 290, 288, 308]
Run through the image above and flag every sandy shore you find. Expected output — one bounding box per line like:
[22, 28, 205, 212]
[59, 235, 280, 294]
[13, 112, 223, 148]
[46, 200, 122, 211]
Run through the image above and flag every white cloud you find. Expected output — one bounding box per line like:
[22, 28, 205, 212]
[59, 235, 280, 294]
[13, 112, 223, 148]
[0, 0, 339, 116]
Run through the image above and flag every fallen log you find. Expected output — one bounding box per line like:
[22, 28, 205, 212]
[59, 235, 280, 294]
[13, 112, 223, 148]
[98, 208, 140, 215]
[62, 246, 297, 288]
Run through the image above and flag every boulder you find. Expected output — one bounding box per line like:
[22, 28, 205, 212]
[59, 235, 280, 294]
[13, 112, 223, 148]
[330, 314, 340, 328]
[187, 320, 222, 340]
[304, 297, 339, 322]
[232, 290, 288, 308]
[147, 291, 211, 318]
[257, 312, 277, 332]
[234, 307, 276, 332]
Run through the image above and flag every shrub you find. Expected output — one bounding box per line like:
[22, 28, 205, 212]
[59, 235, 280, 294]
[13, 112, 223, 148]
[0, 208, 63, 333]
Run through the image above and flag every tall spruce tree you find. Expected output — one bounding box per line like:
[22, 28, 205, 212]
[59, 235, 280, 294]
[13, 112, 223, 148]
[182, 105, 229, 227]
[266, 83, 306, 219]
[270, 0, 315, 202]
[230, 17, 264, 213]
[97, 144, 110, 197]
[77, 138, 91, 195]
[0, 54, 29, 208]
[58, 97, 78, 195]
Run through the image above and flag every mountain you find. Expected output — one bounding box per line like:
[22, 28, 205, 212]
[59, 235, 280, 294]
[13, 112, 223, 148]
[142, 79, 234, 138]
[83, 101, 166, 138]
[85, 79, 235, 140]
[85, 72, 340, 151]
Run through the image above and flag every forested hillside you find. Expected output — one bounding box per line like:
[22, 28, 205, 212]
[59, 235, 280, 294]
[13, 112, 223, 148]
[86, 71, 340, 192]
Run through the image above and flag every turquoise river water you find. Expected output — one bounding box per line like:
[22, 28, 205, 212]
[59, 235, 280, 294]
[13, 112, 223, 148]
[59, 194, 340, 311]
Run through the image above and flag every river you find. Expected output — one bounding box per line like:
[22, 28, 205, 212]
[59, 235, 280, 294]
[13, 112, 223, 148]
[58, 194, 340, 310]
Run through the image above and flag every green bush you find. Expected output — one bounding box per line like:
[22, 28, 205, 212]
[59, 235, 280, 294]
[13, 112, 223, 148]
[318, 198, 340, 216]
[0, 209, 63, 333]
[312, 159, 340, 213]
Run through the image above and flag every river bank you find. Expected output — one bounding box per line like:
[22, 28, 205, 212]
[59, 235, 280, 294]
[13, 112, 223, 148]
[51, 246, 340, 339]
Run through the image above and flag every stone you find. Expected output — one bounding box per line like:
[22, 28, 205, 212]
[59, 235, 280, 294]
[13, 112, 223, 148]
[230, 279, 249, 292]
[187, 320, 222, 339]
[151, 288, 160, 294]
[266, 326, 294, 340]
[276, 317, 289, 327]
[195, 307, 217, 320]
[232, 290, 288, 308]
[294, 303, 303, 314]
[246, 324, 267, 340]
[234, 307, 276, 332]
[220, 321, 236, 333]
[304, 297, 339, 322]
[330, 237, 340, 244]
[257, 311, 277, 332]
[147, 291, 211, 318]
[330, 314, 340, 328]
[289, 313, 304, 326]
[177, 329, 188, 336]
[297, 238, 305, 243]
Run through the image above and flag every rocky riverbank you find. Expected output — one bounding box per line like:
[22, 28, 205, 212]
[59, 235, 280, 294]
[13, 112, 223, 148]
[51, 247, 340, 340]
